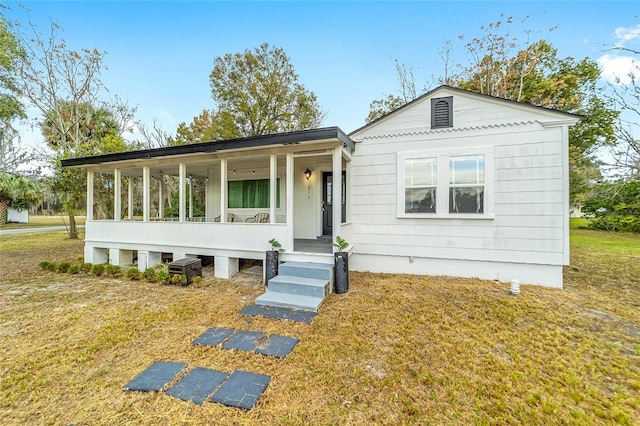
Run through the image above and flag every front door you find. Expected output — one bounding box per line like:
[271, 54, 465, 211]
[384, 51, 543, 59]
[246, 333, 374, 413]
[322, 171, 346, 236]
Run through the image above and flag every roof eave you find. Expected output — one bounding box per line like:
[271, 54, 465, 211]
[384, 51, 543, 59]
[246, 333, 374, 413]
[62, 127, 355, 168]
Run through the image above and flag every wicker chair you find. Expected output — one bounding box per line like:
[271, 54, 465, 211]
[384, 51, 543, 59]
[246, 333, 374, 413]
[213, 213, 235, 222]
[245, 213, 269, 223]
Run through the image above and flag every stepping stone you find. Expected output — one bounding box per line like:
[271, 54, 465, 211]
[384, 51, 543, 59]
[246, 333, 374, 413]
[123, 361, 186, 392]
[222, 331, 266, 352]
[209, 370, 270, 410]
[240, 304, 317, 324]
[262, 306, 317, 324]
[239, 304, 269, 316]
[192, 327, 235, 347]
[166, 367, 229, 405]
[254, 334, 299, 359]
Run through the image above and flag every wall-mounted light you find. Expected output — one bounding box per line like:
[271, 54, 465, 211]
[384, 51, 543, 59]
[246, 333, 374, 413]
[304, 168, 312, 180]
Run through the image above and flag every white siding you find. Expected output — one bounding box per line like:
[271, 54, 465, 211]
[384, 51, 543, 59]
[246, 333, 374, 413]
[347, 88, 576, 287]
[293, 156, 333, 239]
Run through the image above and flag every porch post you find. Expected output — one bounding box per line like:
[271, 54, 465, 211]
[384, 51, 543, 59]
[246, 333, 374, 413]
[220, 159, 227, 222]
[142, 166, 150, 222]
[269, 154, 276, 223]
[127, 177, 133, 220]
[179, 162, 186, 222]
[158, 175, 164, 219]
[204, 177, 208, 221]
[332, 146, 342, 243]
[345, 159, 351, 223]
[188, 175, 193, 219]
[113, 168, 121, 221]
[86, 171, 94, 221]
[286, 152, 294, 249]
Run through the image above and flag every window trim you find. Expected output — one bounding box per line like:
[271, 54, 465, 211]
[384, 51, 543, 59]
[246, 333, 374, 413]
[397, 147, 494, 219]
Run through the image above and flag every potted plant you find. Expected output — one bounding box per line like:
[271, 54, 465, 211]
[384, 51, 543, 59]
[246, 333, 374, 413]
[332, 235, 350, 294]
[265, 238, 284, 287]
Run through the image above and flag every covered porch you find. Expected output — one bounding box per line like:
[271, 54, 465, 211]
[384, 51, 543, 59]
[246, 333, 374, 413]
[63, 128, 354, 279]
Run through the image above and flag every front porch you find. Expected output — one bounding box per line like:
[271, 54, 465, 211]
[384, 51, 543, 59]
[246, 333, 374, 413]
[67, 128, 354, 279]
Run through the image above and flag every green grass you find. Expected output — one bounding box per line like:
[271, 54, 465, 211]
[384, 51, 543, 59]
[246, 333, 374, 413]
[1, 215, 86, 230]
[0, 228, 638, 425]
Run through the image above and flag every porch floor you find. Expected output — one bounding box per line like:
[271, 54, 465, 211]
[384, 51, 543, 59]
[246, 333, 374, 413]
[293, 238, 332, 254]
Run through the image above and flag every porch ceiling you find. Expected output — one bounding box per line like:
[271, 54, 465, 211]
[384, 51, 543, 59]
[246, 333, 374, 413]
[117, 156, 283, 179]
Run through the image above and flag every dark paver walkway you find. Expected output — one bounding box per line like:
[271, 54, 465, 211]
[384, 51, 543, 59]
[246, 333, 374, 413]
[123, 361, 187, 392]
[240, 304, 317, 324]
[209, 370, 271, 410]
[193, 327, 299, 359]
[166, 367, 229, 405]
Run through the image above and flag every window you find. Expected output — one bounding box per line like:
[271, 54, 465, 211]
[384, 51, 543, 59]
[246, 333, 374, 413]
[431, 96, 453, 129]
[404, 158, 437, 213]
[449, 155, 484, 214]
[228, 179, 280, 208]
[398, 149, 493, 219]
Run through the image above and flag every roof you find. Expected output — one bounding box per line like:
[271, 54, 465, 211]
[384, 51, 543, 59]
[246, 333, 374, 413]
[348, 85, 581, 136]
[61, 126, 355, 168]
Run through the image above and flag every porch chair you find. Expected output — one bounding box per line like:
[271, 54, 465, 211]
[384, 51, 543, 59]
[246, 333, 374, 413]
[213, 213, 235, 222]
[245, 212, 269, 223]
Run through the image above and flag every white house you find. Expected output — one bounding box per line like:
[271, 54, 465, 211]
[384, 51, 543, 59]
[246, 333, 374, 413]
[6, 207, 29, 223]
[62, 86, 578, 308]
[347, 86, 579, 289]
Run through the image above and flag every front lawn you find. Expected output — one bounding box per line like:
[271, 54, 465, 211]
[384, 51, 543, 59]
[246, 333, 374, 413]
[0, 228, 638, 425]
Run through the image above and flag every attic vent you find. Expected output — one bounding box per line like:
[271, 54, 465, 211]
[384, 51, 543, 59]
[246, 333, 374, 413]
[431, 96, 453, 129]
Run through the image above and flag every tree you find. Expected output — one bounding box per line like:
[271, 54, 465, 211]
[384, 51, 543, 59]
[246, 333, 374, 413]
[0, 12, 35, 173]
[169, 109, 235, 146]
[0, 13, 25, 125]
[366, 16, 618, 203]
[12, 12, 125, 238]
[208, 43, 324, 138]
[581, 179, 640, 233]
[0, 171, 41, 227]
[366, 60, 420, 123]
[44, 102, 128, 236]
[606, 47, 640, 176]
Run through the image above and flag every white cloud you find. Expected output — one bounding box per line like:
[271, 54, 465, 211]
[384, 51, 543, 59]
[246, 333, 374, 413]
[598, 54, 638, 84]
[613, 23, 640, 47]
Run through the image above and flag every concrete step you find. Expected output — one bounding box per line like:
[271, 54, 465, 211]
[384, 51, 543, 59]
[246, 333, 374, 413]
[279, 262, 333, 281]
[255, 292, 324, 312]
[268, 275, 329, 299]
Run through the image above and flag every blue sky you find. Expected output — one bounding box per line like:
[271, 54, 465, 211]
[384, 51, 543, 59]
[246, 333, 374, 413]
[5, 1, 639, 141]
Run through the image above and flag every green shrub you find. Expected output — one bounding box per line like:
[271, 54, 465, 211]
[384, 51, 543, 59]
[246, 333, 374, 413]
[156, 270, 170, 284]
[126, 268, 141, 280]
[105, 264, 122, 277]
[39, 261, 53, 271]
[170, 273, 188, 286]
[68, 265, 80, 274]
[192, 276, 203, 284]
[57, 262, 71, 273]
[142, 268, 156, 281]
[80, 263, 93, 274]
[90, 264, 106, 276]
[588, 215, 640, 233]
[45, 262, 58, 272]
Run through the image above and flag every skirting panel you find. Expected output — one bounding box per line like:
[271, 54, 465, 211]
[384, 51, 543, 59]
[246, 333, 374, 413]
[348, 254, 563, 288]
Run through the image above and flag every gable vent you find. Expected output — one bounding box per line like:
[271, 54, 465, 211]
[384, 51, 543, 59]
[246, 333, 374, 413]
[431, 96, 453, 129]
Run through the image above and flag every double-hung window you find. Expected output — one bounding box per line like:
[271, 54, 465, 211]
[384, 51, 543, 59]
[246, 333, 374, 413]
[398, 149, 493, 219]
[404, 158, 437, 213]
[449, 155, 485, 214]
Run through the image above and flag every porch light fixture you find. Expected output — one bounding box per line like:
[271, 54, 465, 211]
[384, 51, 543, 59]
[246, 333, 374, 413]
[304, 168, 312, 180]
